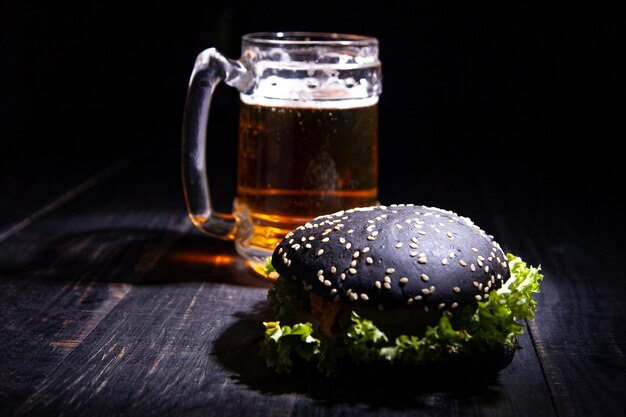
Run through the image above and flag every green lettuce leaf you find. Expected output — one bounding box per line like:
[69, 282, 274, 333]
[260, 253, 542, 375]
[260, 321, 320, 373]
[267, 270, 310, 320]
[263, 257, 276, 276]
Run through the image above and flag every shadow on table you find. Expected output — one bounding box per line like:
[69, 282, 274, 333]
[213, 303, 506, 410]
[0, 226, 269, 288]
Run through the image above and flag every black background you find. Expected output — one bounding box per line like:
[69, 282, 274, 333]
[2, 2, 621, 225]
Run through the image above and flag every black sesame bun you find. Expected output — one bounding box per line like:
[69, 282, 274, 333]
[272, 204, 510, 313]
[262, 204, 542, 377]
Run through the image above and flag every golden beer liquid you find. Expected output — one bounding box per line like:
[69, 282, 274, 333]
[235, 99, 378, 275]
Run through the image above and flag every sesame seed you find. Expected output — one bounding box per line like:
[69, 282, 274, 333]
[317, 249, 324, 257]
[447, 232, 453, 238]
[318, 276, 324, 283]
[349, 268, 357, 275]
[421, 274, 429, 282]
[317, 270, 324, 276]
[470, 263, 476, 272]
[449, 252, 455, 258]
[371, 231, 379, 237]
[471, 247, 478, 253]
[407, 298, 414, 305]
[340, 273, 346, 281]
[386, 268, 396, 274]
[399, 277, 409, 285]
[410, 243, 418, 249]
[366, 257, 374, 265]
[287, 259, 291, 266]
[305, 243, 312, 249]
[366, 225, 375, 232]
[418, 257, 427, 264]
[288, 239, 294, 244]
[414, 295, 423, 301]
[434, 228, 441, 233]
[488, 256, 493, 262]
[484, 293, 490, 299]
[334, 225, 342, 231]
[322, 229, 332, 235]
[375, 281, 382, 289]
[411, 237, 418, 243]
[347, 229, 354, 234]
[363, 247, 370, 253]
[459, 260, 467, 266]
[477, 259, 484, 267]
[419, 252, 426, 257]
[478, 255, 485, 261]
[322, 237, 330, 242]
[395, 242, 403, 248]
[441, 258, 449, 265]
[421, 288, 430, 295]
[324, 280, 332, 286]
[484, 266, 489, 273]
[473, 281, 479, 288]
[367, 220, 375, 224]
[353, 251, 360, 258]
[453, 286, 461, 293]
[367, 236, 375, 241]
[305, 223, 313, 229]
[345, 242, 352, 250]
[478, 283, 483, 290]
[396, 224, 403, 229]
[429, 285, 435, 293]
[330, 266, 337, 274]
[418, 231, 427, 235]
[278, 247, 283, 254]
[410, 251, 419, 257]
[384, 276, 391, 283]
[360, 293, 369, 301]
[383, 282, 391, 289]
[309, 236, 315, 241]
[451, 302, 459, 308]
[350, 260, 357, 267]
[475, 295, 482, 301]
[351, 293, 359, 301]
[339, 237, 346, 244]
[438, 303, 446, 310]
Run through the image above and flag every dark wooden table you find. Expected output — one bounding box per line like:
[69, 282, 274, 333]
[1, 150, 624, 417]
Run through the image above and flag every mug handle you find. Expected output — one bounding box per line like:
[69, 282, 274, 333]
[181, 48, 253, 240]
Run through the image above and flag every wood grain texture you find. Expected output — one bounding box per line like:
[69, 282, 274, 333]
[0, 150, 600, 417]
[490, 208, 626, 417]
[0, 152, 190, 415]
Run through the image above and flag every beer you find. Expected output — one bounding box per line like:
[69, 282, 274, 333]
[234, 97, 378, 274]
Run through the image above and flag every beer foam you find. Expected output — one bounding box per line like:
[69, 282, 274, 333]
[241, 61, 380, 109]
[241, 93, 378, 109]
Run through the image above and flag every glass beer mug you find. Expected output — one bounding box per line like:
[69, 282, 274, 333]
[182, 32, 382, 276]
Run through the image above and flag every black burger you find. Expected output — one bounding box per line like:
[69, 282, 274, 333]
[261, 204, 542, 376]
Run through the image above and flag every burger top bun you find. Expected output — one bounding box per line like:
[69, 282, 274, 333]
[272, 204, 510, 312]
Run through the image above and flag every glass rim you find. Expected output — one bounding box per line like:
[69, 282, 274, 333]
[242, 32, 378, 47]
